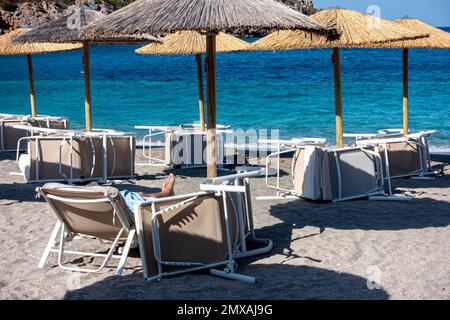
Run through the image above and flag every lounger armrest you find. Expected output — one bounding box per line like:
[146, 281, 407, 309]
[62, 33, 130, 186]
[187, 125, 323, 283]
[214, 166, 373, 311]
[137, 191, 212, 209]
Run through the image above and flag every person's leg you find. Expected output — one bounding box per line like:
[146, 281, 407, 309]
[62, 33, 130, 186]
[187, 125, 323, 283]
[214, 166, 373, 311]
[139, 173, 175, 198]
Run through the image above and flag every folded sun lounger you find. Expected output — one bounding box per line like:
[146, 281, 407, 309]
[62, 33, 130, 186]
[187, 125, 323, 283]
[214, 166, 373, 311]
[134, 170, 272, 283]
[135, 124, 232, 168]
[345, 129, 441, 180]
[257, 138, 401, 202]
[0, 114, 69, 152]
[37, 183, 137, 275]
[15, 127, 135, 183]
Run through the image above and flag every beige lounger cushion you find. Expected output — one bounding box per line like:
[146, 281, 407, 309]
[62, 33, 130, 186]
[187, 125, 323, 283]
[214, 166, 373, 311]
[41, 183, 132, 240]
[378, 141, 422, 177]
[140, 193, 238, 278]
[293, 147, 325, 200]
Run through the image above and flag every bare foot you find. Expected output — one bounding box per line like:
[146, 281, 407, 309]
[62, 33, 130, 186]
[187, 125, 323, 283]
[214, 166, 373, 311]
[140, 173, 175, 198]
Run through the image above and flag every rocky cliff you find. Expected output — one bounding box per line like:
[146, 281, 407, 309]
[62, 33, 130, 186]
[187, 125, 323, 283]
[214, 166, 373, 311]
[0, 0, 317, 34]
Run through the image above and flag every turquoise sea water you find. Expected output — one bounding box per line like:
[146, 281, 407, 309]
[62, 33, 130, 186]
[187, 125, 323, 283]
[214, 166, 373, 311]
[1, 32, 449, 149]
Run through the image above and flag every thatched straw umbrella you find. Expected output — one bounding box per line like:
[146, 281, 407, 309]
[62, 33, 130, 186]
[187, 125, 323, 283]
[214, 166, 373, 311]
[250, 9, 428, 148]
[16, 4, 160, 132]
[82, 0, 337, 177]
[364, 18, 450, 136]
[0, 28, 81, 117]
[136, 31, 249, 132]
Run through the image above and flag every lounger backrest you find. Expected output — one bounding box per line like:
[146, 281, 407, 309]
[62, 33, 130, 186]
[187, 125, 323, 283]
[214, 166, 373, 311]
[105, 136, 136, 178]
[165, 131, 208, 166]
[27, 135, 135, 182]
[327, 149, 380, 200]
[378, 141, 422, 177]
[40, 183, 132, 240]
[29, 119, 69, 130]
[1, 120, 29, 150]
[1, 117, 68, 151]
[292, 147, 380, 201]
[28, 137, 85, 181]
[139, 193, 238, 278]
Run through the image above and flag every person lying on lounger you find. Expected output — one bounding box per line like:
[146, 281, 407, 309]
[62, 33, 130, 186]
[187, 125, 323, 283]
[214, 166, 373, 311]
[120, 173, 176, 213]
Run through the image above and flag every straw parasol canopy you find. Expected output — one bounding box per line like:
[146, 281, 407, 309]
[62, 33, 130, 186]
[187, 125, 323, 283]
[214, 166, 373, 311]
[362, 18, 450, 136]
[0, 28, 82, 117]
[16, 5, 159, 44]
[83, 0, 337, 177]
[136, 31, 249, 131]
[0, 28, 81, 55]
[250, 9, 428, 51]
[249, 9, 429, 148]
[368, 18, 450, 49]
[14, 5, 160, 132]
[82, 0, 337, 39]
[136, 31, 249, 55]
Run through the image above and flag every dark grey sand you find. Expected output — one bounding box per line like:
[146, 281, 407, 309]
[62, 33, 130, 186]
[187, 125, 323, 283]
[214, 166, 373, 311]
[0, 149, 449, 300]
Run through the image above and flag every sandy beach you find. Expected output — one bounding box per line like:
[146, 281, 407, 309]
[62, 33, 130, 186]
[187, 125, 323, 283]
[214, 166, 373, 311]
[0, 148, 449, 300]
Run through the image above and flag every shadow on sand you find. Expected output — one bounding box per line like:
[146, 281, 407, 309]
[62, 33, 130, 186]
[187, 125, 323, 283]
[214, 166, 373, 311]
[63, 263, 389, 300]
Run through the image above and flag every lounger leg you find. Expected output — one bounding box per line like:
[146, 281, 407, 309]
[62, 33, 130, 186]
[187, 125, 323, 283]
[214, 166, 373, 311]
[38, 221, 61, 269]
[209, 269, 256, 283]
[115, 229, 136, 276]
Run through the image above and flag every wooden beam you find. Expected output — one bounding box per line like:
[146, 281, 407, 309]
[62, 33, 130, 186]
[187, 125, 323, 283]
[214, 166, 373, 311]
[206, 33, 217, 178]
[83, 41, 92, 132]
[403, 48, 409, 136]
[27, 54, 37, 118]
[333, 47, 343, 149]
[196, 54, 206, 132]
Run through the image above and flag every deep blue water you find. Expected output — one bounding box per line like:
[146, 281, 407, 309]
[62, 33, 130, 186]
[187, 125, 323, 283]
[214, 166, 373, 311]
[1, 31, 449, 149]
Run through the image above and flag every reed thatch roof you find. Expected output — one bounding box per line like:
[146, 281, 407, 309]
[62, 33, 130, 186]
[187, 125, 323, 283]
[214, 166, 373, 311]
[81, 0, 339, 41]
[250, 9, 428, 51]
[136, 31, 249, 55]
[0, 28, 82, 55]
[366, 18, 450, 49]
[14, 6, 160, 44]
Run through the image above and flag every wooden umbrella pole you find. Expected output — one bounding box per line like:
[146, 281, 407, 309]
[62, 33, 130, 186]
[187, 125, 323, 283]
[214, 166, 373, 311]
[196, 54, 206, 132]
[206, 33, 217, 178]
[27, 54, 37, 118]
[333, 47, 343, 149]
[83, 41, 92, 132]
[403, 48, 409, 136]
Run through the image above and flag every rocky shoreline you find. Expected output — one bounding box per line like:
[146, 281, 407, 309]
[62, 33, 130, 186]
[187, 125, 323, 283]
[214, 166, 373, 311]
[0, 0, 317, 36]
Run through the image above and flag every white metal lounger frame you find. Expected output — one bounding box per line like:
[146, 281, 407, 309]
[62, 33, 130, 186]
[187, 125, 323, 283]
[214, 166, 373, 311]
[37, 187, 136, 276]
[135, 125, 231, 168]
[0, 116, 69, 152]
[15, 127, 136, 183]
[135, 171, 271, 283]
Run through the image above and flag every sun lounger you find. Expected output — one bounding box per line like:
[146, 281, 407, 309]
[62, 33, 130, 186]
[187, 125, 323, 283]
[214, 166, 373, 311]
[15, 127, 135, 183]
[134, 170, 272, 283]
[0, 114, 69, 152]
[36, 183, 136, 275]
[345, 129, 441, 180]
[257, 138, 403, 202]
[135, 124, 232, 168]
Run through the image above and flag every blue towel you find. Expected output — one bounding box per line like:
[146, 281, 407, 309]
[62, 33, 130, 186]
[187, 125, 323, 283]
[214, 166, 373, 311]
[120, 190, 155, 214]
